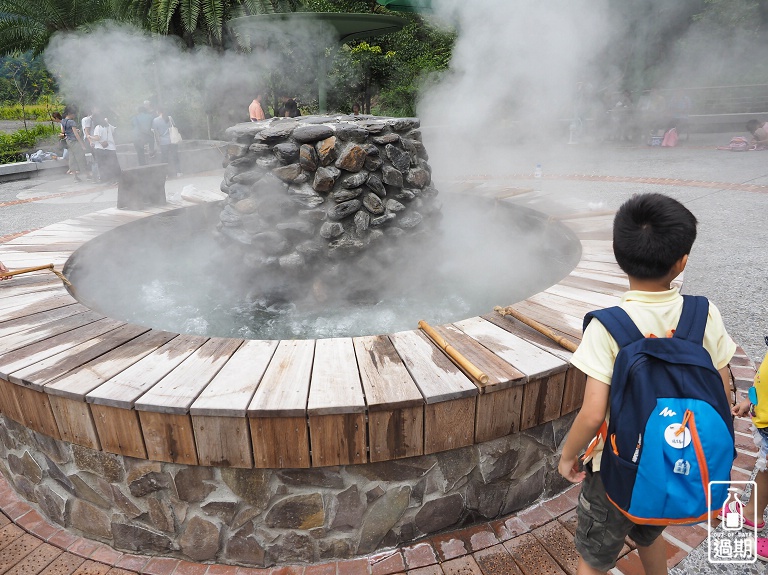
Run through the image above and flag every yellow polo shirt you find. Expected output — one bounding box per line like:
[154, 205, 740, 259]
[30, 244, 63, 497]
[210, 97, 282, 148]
[752, 353, 768, 428]
[571, 288, 737, 470]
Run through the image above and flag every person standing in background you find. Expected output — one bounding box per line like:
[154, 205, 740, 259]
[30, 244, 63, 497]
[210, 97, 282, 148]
[81, 107, 99, 181]
[152, 109, 181, 177]
[62, 107, 89, 182]
[249, 93, 265, 121]
[131, 106, 155, 165]
[91, 116, 121, 184]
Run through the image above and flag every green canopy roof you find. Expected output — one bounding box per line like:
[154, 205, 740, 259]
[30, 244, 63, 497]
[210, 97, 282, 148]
[376, 0, 433, 13]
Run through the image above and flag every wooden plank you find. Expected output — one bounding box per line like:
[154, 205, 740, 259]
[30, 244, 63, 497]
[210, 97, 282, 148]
[134, 337, 243, 415]
[389, 330, 477, 403]
[0, 293, 76, 322]
[12, 385, 61, 440]
[353, 335, 423, 410]
[481, 313, 576, 363]
[139, 411, 198, 464]
[575, 260, 626, 274]
[520, 371, 567, 430]
[368, 407, 423, 462]
[9, 323, 149, 390]
[308, 338, 365, 415]
[247, 340, 315, 417]
[85, 334, 207, 408]
[433, 323, 525, 393]
[503, 300, 583, 339]
[424, 396, 476, 454]
[0, 317, 124, 379]
[560, 275, 627, 297]
[90, 404, 146, 458]
[560, 367, 587, 416]
[48, 330, 178, 400]
[0, 377, 22, 423]
[307, 338, 367, 466]
[48, 395, 100, 449]
[456, 317, 568, 379]
[0, 304, 86, 339]
[544, 284, 619, 309]
[190, 339, 278, 417]
[192, 415, 253, 468]
[0, 309, 104, 356]
[527, 292, 597, 321]
[475, 385, 524, 442]
[250, 416, 310, 468]
[568, 268, 629, 289]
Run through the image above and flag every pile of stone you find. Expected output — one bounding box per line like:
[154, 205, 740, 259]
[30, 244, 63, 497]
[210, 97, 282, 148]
[219, 115, 439, 272]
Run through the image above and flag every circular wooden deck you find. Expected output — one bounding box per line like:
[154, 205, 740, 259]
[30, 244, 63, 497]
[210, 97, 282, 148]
[0, 190, 635, 469]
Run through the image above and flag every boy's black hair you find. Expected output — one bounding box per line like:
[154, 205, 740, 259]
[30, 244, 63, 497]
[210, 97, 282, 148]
[613, 193, 697, 279]
[747, 119, 761, 133]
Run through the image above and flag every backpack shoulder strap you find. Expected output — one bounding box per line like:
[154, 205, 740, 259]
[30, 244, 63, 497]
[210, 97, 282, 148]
[583, 306, 644, 348]
[672, 295, 709, 346]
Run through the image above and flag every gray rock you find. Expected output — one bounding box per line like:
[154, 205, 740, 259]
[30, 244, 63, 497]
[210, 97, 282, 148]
[330, 485, 365, 530]
[293, 124, 334, 143]
[299, 144, 319, 172]
[394, 189, 416, 201]
[148, 498, 175, 532]
[248, 143, 271, 155]
[174, 467, 216, 503]
[406, 167, 431, 188]
[335, 123, 369, 143]
[220, 225, 253, 245]
[227, 183, 252, 202]
[371, 213, 396, 226]
[69, 499, 112, 539]
[315, 136, 338, 166]
[232, 169, 263, 185]
[437, 448, 477, 492]
[373, 133, 399, 145]
[273, 142, 300, 163]
[313, 166, 341, 192]
[34, 484, 66, 525]
[501, 467, 546, 515]
[366, 485, 385, 503]
[296, 240, 325, 256]
[365, 174, 386, 197]
[257, 122, 298, 142]
[273, 163, 303, 183]
[112, 522, 173, 553]
[363, 193, 385, 215]
[467, 479, 508, 518]
[398, 211, 423, 229]
[227, 142, 250, 159]
[354, 210, 370, 234]
[328, 234, 367, 256]
[385, 199, 405, 212]
[111, 485, 143, 518]
[389, 117, 420, 131]
[277, 220, 315, 238]
[277, 469, 344, 489]
[252, 231, 289, 256]
[288, 185, 325, 209]
[320, 222, 345, 239]
[44, 455, 75, 494]
[267, 531, 316, 564]
[414, 493, 464, 534]
[256, 156, 280, 170]
[400, 138, 419, 166]
[30, 430, 68, 464]
[298, 208, 327, 223]
[202, 500, 239, 523]
[129, 470, 171, 497]
[279, 252, 305, 270]
[180, 516, 220, 561]
[385, 144, 410, 172]
[381, 165, 403, 187]
[265, 493, 324, 529]
[221, 468, 270, 512]
[332, 187, 363, 203]
[357, 486, 411, 554]
[69, 473, 110, 509]
[328, 200, 362, 221]
[355, 459, 435, 482]
[234, 197, 259, 214]
[341, 171, 368, 188]
[361, 143, 379, 156]
[335, 144, 367, 172]
[219, 205, 242, 225]
[8, 451, 42, 483]
[226, 523, 266, 565]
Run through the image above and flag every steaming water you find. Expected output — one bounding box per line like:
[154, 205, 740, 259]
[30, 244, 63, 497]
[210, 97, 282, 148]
[65, 194, 580, 340]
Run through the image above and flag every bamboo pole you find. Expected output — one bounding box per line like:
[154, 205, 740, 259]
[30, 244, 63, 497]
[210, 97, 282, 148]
[0, 263, 72, 287]
[418, 320, 489, 385]
[494, 305, 578, 353]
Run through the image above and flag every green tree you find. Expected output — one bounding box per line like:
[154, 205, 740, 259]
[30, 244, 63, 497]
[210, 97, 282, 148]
[0, 0, 115, 56]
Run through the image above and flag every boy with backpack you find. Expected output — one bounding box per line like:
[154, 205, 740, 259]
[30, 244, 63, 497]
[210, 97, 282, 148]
[558, 193, 737, 575]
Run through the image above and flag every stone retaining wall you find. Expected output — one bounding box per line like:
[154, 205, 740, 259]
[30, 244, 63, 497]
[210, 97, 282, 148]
[0, 412, 575, 567]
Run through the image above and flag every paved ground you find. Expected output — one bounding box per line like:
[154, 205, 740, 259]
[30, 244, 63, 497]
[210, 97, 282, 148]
[0, 133, 765, 574]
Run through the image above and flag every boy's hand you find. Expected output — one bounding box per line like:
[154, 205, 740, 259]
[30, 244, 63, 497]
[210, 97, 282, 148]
[732, 399, 751, 417]
[558, 455, 585, 483]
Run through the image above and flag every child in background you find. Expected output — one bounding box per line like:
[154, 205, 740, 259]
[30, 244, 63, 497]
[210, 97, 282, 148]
[732, 342, 768, 561]
[746, 119, 768, 148]
[558, 193, 737, 575]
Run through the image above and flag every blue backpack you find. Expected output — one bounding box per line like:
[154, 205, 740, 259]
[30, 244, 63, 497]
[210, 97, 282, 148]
[584, 295, 735, 525]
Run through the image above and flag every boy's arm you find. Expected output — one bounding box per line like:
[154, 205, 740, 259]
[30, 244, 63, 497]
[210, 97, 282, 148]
[558, 375, 610, 483]
[720, 366, 734, 408]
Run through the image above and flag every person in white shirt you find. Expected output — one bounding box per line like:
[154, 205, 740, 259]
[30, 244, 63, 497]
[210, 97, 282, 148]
[81, 108, 100, 181]
[90, 117, 121, 184]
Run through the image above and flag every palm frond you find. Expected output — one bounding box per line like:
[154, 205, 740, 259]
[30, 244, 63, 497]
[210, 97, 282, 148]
[201, 0, 225, 41]
[178, 0, 201, 33]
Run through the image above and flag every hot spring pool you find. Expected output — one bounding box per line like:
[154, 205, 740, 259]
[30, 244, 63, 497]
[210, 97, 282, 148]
[64, 194, 581, 339]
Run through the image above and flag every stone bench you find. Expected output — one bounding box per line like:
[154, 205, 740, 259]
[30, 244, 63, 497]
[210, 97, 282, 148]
[117, 163, 168, 210]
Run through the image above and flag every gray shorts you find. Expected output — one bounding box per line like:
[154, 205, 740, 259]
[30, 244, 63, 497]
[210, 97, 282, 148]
[574, 466, 666, 571]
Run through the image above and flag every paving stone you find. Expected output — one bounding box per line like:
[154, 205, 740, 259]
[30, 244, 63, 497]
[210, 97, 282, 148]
[490, 516, 528, 542]
[540, 494, 576, 518]
[663, 524, 708, 549]
[206, 565, 241, 575]
[69, 560, 112, 574]
[515, 505, 554, 531]
[472, 545, 523, 575]
[3, 542, 61, 575]
[236, 568, 271, 575]
[440, 556, 483, 575]
[141, 556, 181, 575]
[172, 560, 210, 575]
[88, 544, 122, 566]
[113, 554, 149, 571]
[47, 530, 78, 550]
[66, 538, 101, 558]
[402, 542, 438, 569]
[531, 521, 578, 575]
[369, 551, 404, 575]
[303, 563, 336, 575]
[38, 552, 85, 575]
[337, 557, 369, 575]
[503, 533, 566, 575]
[104, 569, 137, 575]
[408, 566, 443, 575]
[429, 534, 468, 561]
[0, 533, 42, 572]
[457, 524, 499, 552]
[0, 523, 24, 550]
